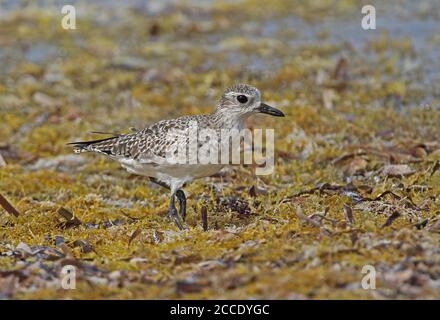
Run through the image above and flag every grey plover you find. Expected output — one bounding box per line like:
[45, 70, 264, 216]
[68, 83, 284, 229]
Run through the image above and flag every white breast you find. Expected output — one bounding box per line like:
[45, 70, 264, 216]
[119, 158, 224, 182]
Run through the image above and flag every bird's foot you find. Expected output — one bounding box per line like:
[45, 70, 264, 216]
[169, 209, 185, 230]
[168, 206, 185, 230]
[165, 189, 187, 230]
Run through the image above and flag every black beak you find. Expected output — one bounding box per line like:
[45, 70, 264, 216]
[256, 103, 285, 117]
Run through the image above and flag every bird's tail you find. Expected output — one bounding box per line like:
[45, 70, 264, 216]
[67, 136, 118, 154]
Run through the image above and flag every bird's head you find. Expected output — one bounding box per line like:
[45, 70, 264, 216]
[216, 83, 285, 119]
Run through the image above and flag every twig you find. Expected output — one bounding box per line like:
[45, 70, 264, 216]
[128, 228, 141, 247]
[344, 204, 354, 225]
[430, 160, 440, 177]
[364, 190, 401, 201]
[282, 183, 347, 202]
[308, 213, 337, 226]
[295, 206, 322, 228]
[295, 206, 333, 236]
[0, 193, 20, 217]
[201, 206, 208, 231]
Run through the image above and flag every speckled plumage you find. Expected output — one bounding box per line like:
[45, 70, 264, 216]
[70, 84, 260, 166]
[72, 114, 222, 160]
[69, 83, 284, 229]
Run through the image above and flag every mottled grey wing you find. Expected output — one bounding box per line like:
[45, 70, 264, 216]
[68, 117, 197, 164]
[68, 132, 146, 158]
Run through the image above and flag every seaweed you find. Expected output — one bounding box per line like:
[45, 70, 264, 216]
[0, 0, 439, 299]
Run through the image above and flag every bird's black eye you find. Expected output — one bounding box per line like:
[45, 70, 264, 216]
[237, 95, 248, 103]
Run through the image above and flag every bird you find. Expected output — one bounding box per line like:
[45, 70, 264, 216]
[68, 83, 285, 230]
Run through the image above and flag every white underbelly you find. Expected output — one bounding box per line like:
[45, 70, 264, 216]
[119, 159, 224, 181]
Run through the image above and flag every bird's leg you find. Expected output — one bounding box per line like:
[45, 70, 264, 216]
[150, 178, 186, 223]
[175, 189, 186, 222]
[150, 178, 185, 229]
[149, 177, 170, 190]
[169, 193, 184, 230]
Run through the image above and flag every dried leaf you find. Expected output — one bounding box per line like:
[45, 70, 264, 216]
[210, 230, 237, 242]
[332, 55, 349, 83]
[58, 243, 74, 258]
[344, 157, 367, 176]
[381, 164, 415, 177]
[295, 206, 321, 228]
[173, 253, 201, 265]
[381, 211, 401, 228]
[330, 152, 367, 165]
[16, 242, 33, 257]
[54, 235, 65, 246]
[197, 260, 227, 270]
[368, 190, 401, 201]
[320, 228, 333, 237]
[129, 257, 148, 265]
[73, 240, 93, 253]
[384, 269, 413, 284]
[248, 185, 268, 197]
[176, 278, 209, 294]
[149, 22, 160, 36]
[128, 228, 141, 247]
[57, 207, 82, 228]
[411, 146, 427, 158]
